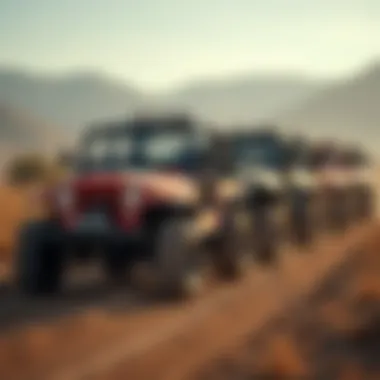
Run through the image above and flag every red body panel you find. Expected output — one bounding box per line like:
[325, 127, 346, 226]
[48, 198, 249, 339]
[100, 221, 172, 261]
[51, 171, 197, 231]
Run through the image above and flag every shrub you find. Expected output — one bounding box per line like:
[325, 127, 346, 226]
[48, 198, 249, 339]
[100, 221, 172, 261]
[5, 153, 50, 186]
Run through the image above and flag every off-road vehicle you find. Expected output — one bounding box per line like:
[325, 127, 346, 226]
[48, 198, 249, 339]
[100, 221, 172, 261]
[309, 142, 350, 233]
[227, 127, 291, 263]
[340, 147, 374, 223]
[354, 150, 374, 221]
[284, 136, 319, 246]
[15, 114, 253, 298]
[228, 128, 319, 257]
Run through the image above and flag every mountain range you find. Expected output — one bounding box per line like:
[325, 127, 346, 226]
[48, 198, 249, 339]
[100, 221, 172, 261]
[0, 61, 379, 157]
[279, 62, 380, 152]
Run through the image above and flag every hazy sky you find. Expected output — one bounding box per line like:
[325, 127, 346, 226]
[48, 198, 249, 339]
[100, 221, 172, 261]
[0, 0, 379, 90]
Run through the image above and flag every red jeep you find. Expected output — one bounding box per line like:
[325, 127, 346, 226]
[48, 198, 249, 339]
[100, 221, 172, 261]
[15, 114, 252, 298]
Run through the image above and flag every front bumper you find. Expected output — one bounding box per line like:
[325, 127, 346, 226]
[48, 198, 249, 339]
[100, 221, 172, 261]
[64, 228, 145, 246]
[60, 210, 145, 246]
[52, 221, 146, 249]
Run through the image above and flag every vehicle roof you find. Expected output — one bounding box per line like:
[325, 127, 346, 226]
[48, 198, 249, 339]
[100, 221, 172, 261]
[225, 124, 278, 137]
[81, 113, 213, 141]
[338, 147, 369, 166]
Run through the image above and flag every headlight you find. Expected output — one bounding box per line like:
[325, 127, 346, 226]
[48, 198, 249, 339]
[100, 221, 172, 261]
[292, 170, 314, 188]
[256, 169, 280, 189]
[56, 185, 74, 209]
[122, 184, 141, 208]
[263, 172, 280, 187]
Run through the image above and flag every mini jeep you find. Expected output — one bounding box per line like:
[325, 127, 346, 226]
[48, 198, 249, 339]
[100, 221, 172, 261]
[340, 147, 374, 223]
[284, 136, 319, 246]
[15, 114, 253, 298]
[309, 142, 351, 233]
[227, 127, 292, 263]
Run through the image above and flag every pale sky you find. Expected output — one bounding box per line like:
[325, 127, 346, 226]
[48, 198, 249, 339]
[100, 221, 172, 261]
[0, 0, 379, 90]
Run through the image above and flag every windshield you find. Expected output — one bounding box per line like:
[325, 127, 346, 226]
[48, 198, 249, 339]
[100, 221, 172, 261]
[76, 127, 204, 173]
[233, 137, 283, 170]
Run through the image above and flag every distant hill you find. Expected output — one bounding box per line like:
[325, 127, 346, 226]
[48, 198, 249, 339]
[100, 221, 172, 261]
[0, 69, 143, 130]
[0, 103, 69, 167]
[2, 64, 380, 155]
[0, 67, 323, 131]
[279, 63, 380, 152]
[163, 74, 324, 126]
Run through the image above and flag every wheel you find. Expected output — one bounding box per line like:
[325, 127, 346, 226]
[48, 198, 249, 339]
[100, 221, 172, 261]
[309, 193, 320, 239]
[290, 190, 313, 247]
[214, 208, 254, 279]
[15, 221, 63, 295]
[155, 218, 206, 299]
[361, 186, 374, 220]
[329, 189, 345, 232]
[355, 186, 364, 221]
[102, 245, 133, 286]
[326, 193, 336, 232]
[350, 187, 360, 224]
[253, 207, 278, 265]
[341, 189, 351, 229]
[345, 188, 354, 225]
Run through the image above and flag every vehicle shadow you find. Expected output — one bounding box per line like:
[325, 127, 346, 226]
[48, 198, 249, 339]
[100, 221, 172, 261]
[0, 279, 172, 333]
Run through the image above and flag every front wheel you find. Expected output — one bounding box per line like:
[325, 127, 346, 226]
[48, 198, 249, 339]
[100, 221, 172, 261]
[361, 186, 374, 220]
[15, 221, 64, 295]
[102, 245, 134, 286]
[154, 218, 206, 299]
[253, 207, 278, 265]
[290, 192, 313, 247]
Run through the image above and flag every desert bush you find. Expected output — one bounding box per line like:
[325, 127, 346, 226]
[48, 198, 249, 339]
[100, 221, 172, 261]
[56, 148, 75, 168]
[5, 151, 70, 186]
[5, 153, 51, 186]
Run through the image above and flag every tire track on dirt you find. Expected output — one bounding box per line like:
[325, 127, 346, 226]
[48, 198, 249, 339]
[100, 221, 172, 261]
[0, 284, 142, 332]
[47, 223, 375, 380]
[0, 223, 374, 380]
[0, 261, 148, 332]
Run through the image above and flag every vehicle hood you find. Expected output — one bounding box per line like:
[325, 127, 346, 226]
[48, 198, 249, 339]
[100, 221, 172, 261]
[238, 167, 283, 190]
[290, 169, 316, 189]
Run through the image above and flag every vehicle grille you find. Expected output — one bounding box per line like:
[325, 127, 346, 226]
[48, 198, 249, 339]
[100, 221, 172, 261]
[76, 193, 120, 222]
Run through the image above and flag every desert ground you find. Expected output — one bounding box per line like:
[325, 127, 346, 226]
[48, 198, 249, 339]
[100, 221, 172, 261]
[0, 182, 378, 380]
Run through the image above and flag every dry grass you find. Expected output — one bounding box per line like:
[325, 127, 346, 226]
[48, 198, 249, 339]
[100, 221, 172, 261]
[338, 363, 366, 380]
[319, 300, 357, 334]
[0, 153, 69, 272]
[0, 186, 29, 266]
[350, 273, 380, 305]
[258, 333, 308, 378]
[198, 223, 380, 379]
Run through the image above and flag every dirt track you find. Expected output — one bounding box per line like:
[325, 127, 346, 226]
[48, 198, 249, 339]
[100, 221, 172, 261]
[197, 222, 380, 380]
[0, 222, 375, 380]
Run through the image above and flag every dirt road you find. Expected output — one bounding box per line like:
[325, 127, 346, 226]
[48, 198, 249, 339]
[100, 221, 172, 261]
[0, 222, 375, 380]
[197, 222, 380, 379]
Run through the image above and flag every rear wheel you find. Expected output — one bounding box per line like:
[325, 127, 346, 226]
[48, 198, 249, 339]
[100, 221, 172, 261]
[290, 191, 313, 247]
[329, 190, 346, 232]
[15, 221, 64, 295]
[354, 186, 363, 221]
